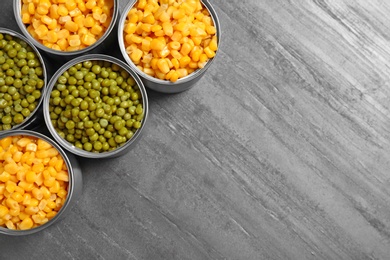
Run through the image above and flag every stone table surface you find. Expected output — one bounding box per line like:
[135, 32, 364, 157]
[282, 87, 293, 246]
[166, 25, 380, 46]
[1, 0, 390, 259]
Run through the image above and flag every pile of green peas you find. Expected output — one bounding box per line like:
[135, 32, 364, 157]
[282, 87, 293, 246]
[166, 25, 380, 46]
[0, 33, 44, 130]
[49, 60, 144, 153]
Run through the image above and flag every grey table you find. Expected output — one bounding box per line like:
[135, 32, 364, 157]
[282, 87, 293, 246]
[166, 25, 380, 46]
[1, 0, 390, 259]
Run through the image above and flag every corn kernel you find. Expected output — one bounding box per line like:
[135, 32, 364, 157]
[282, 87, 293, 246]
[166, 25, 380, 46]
[19, 217, 33, 230]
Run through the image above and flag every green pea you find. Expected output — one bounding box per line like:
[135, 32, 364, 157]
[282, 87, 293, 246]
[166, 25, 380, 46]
[2, 115, 12, 124]
[83, 142, 93, 151]
[21, 108, 30, 117]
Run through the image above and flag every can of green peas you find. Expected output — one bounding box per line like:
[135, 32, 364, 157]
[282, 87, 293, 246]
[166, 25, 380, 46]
[43, 54, 149, 158]
[0, 27, 47, 133]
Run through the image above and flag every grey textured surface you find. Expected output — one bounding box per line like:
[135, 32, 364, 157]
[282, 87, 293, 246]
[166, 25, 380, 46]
[1, 0, 390, 259]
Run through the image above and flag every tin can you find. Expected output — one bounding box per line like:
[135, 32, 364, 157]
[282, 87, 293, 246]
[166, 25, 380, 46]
[117, 0, 221, 93]
[13, 0, 119, 59]
[0, 130, 82, 236]
[0, 28, 47, 132]
[43, 54, 149, 158]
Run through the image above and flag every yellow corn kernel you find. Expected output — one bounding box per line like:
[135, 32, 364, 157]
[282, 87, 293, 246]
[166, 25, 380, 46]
[64, 20, 78, 33]
[26, 143, 37, 152]
[150, 38, 165, 51]
[6, 198, 19, 210]
[155, 70, 166, 80]
[19, 217, 34, 230]
[57, 189, 67, 199]
[49, 181, 61, 193]
[44, 177, 56, 187]
[6, 181, 17, 193]
[48, 19, 58, 30]
[150, 58, 158, 70]
[29, 198, 39, 208]
[176, 68, 188, 78]
[130, 34, 143, 44]
[204, 46, 215, 58]
[58, 15, 71, 25]
[69, 8, 82, 19]
[46, 30, 58, 43]
[190, 48, 202, 62]
[6, 220, 15, 230]
[170, 50, 182, 60]
[0, 172, 11, 183]
[32, 188, 43, 200]
[27, 2, 35, 15]
[49, 4, 59, 19]
[25, 171, 36, 184]
[77, 0, 86, 12]
[151, 24, 162, 32]
[86, 0, 97, 10]
[17, 137, 32, 148]
[19, 181, 34, 192]
[0, 137, 12, 149]
[65, 0, 77, 11]
[46, 211, 57, 220]
[173, 9, 185, 20]
[40, 186, 51, 200]
[0, 205, 9, 218]
[90, 24, 103, 35]
[9, 208, 21, 217]
[57, 4, 68, 16]
[130, 48, 143, 64]
[36, 5, 49, 16]
[83, 15, 95, 28]
[141, 39, 151, 52]
[198, 53, 208, 63]
[22, 193, 31, 205]
[56, 29, 69, 40]
[57, 38, 68, 50]
[179, 55, 191, 68]
[159, 11, 170, 22]
[157, 59, 170, 74]
[161, 21, 173, 36]
[180, 42, 192, 56]
[47, 201, 56, 209]
[38, 199, 48, 211]
[99, 13, 108, 23]
[41, 15, 52, 26]
[142, 13, 155, 24]
[188, 61, 198, 69]
[81, 33, 97, 46]
[22, 13, 31, 24]
[170, 58, 179, 70]
[11, 192, 24, 203]
[124, 23, 136, 35]
[209, 36, 218, 52]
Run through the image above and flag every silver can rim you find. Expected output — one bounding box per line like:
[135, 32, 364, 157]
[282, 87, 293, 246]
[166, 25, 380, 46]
[117, 0, 221, 92]
[43, 54, 149, 158]
[13, 0, 119, 56]
[0, 27, 47, 132]
[0, 130, 76, 236]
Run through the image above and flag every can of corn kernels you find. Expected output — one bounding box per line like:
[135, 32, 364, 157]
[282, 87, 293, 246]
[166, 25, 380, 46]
[13, 0, 119, 58]
[43, 54, 149, 159]
[117, 0, 221, 94]
[0, 27, 48, 132]
[0, 130, 82, 235]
